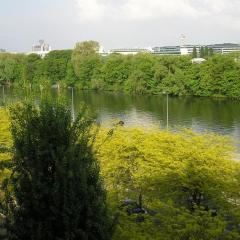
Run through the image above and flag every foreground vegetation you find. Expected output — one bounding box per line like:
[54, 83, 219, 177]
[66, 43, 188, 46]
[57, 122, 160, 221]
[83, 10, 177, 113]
[3, 102, 114, 240]
[1, 41, 240, 98]
[1, 103, 240, 239]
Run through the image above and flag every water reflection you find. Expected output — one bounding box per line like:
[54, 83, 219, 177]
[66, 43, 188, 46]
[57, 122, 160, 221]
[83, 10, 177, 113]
[1, 86, 240, 142]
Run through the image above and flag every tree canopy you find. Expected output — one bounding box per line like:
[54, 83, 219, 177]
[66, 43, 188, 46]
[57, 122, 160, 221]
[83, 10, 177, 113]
[2, 100, 112, 240]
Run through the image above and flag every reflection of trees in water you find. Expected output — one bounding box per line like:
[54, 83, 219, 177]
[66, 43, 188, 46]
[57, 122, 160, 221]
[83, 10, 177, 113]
[70, 91, 240, 133]
[1, 87, 240, 135]
[175, 97, 240, 127]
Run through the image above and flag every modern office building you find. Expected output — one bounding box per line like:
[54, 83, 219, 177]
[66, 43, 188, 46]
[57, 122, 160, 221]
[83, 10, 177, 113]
[152, 43, 240, 56]
[31, 40, 51, 57]
[109, 48, 153, 55]
[207, 43, 240, 54]
[152, 46, 181, 55]
[153, 45, 202, 55]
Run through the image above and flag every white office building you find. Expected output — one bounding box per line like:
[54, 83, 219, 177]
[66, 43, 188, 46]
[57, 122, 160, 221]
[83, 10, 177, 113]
[109, 47, 153, 55]
[31, 40, 51, 57]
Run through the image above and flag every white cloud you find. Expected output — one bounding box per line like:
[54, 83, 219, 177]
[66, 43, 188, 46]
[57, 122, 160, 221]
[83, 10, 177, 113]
[74, 0, 240, 24]
[74, 0, 107, 20]
[121, 0, 201, 20]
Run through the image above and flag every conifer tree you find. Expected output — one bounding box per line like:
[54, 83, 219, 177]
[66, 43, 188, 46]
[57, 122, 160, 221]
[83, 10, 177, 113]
[204, 46, 209, 58]
[192, 47, 198, 58]
[5, 100, 112, 240]
[200, 46, 205, 58]
[209, 48, 214, 57]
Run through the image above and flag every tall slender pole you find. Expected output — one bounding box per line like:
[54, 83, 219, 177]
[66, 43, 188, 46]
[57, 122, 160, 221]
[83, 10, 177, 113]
[166, 93, 169, 130]
[71, 87, 75, 122]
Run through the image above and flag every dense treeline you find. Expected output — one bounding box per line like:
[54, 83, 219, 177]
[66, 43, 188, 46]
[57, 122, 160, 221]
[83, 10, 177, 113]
[1, 41, 240, 98]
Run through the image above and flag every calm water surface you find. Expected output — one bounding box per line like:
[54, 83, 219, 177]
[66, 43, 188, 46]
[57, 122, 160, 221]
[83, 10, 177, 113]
[1, 87, 240, 143]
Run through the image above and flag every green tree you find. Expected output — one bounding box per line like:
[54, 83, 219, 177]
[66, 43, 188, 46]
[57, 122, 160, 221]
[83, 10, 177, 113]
[200, 47, 205, 58]
[4, 100, 112, 240]
[43, 50, 72, 85]
[72, 41, 101, 89]
[192, 46, 198, 58]
[96, 128, 240, 240]
[209, 48, 214, 57]
[22, 54, 42, 87]
[0, 53, 25, 86]
[125, 70, 148, 94]
[96, 54, 131, 91]
[64, 61, 79, 87]
[204, 46, 209, 58]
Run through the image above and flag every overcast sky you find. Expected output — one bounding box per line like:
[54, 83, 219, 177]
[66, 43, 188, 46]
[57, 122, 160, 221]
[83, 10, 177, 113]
[1, 0, 240, 52]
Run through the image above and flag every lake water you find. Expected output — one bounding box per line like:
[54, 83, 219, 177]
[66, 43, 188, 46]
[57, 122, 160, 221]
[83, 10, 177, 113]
[1, 86, 240, 143]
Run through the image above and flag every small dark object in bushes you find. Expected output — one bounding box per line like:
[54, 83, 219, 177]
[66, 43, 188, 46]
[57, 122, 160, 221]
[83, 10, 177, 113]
[135, 216, 145, 223]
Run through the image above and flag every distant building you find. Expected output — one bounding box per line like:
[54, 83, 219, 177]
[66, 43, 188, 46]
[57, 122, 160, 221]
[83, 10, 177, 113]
[152, 46, 181, 55]
[153, 45, 202, 56]
[31, 40, 51, 57]
[207, 43, 240, 54]
[152, 43, 240, 56]
[109, 47, 153, 55]
[0, 49, 6, 53]
[98, 46, 109, 56]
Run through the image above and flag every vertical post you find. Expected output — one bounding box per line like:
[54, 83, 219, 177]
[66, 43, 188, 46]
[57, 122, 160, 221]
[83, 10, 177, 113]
[166, 93, 169, 131]
[71, 87, 75, 122]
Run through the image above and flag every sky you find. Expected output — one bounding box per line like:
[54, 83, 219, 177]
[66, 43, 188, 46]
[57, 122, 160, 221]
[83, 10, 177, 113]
[1, 0, 240, 52]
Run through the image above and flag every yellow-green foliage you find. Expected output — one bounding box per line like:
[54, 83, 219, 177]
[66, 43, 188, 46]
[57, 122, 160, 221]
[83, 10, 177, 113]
[0, 108, 12, 200]
[1, 109, 240, 239]
[0, 108, 11, 148]
[95, 127, 240, 240]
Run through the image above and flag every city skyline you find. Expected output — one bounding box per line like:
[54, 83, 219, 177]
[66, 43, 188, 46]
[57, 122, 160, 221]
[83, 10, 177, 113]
[1, 0, 240, 52]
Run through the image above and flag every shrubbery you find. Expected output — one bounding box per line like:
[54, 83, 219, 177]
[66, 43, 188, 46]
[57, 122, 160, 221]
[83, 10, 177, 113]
[95, 127, 240, 239]
[1, 102, 112, 240]
[1, 39, 240, 239]
[1, 104, 240, 239]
